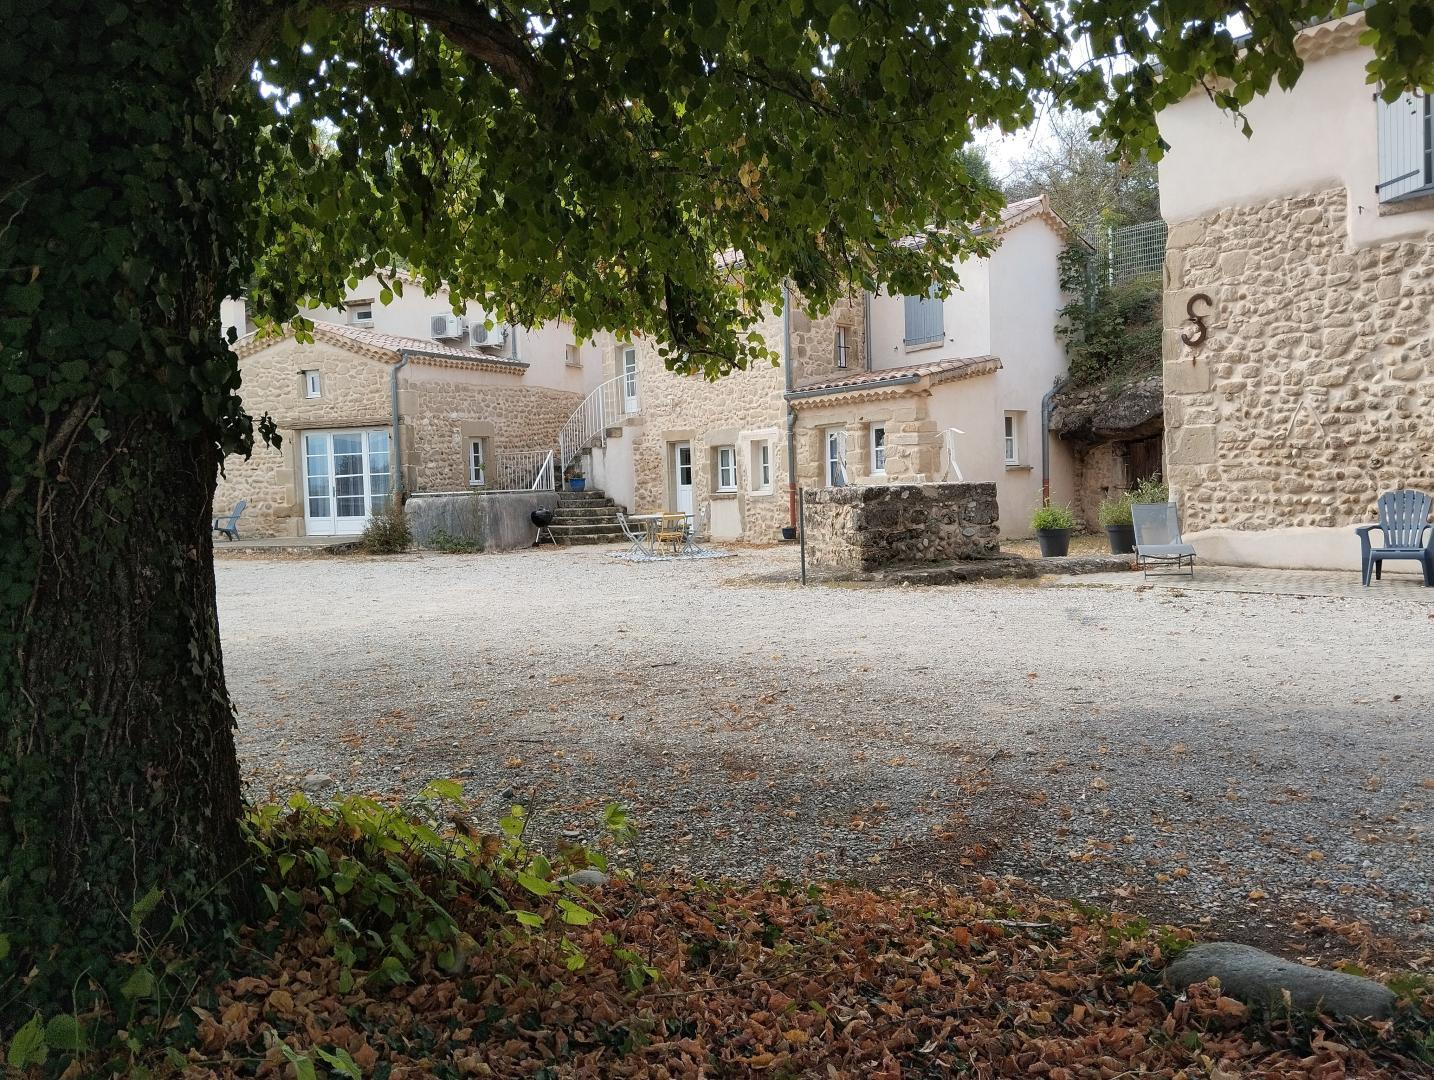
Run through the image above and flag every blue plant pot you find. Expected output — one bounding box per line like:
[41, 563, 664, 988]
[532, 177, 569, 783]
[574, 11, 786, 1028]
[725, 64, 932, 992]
[569, 478, 586, 492]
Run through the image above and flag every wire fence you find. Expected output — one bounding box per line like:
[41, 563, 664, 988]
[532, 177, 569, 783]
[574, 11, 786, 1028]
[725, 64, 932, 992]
[1108, 219, 1168, 283]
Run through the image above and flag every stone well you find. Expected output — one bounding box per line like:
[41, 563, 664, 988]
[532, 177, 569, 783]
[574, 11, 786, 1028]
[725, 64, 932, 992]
[801, 482, 999, 575]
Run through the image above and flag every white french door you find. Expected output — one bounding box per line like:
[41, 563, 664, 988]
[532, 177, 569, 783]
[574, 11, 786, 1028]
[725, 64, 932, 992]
[670, 441, 693, 515]
[303, 429, 392, 535]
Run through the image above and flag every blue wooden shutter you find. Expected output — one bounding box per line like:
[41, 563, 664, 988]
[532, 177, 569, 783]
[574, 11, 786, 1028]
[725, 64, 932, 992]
[903, 286, 944, 344]
[1376, 91, 1430, 201]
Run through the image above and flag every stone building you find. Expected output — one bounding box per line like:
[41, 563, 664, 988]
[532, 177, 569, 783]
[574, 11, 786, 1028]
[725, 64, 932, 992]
[215, 277, 597, 537]
[586, 196, 1079, 540]
[1157, 12, 1434, 571]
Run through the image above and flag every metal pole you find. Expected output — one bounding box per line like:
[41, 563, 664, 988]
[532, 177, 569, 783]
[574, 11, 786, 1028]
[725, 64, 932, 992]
[798, 487, 806, 586]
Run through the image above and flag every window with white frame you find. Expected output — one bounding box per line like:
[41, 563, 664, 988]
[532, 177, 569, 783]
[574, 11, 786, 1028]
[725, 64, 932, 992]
[750, 440, 773, 492]
[834, 325, 850, 368]
[903, 284, 944, 346]
[1376, 90, 1434, 202]
[302, 370, 321, 399]
[1003, 413, 1020, 465]
[870, 424, 886, 474]
[346, 302, 374, 326]
[565, 343, 582, 368]
[468, 438, 488, 486]
[715, 445, 738, 492]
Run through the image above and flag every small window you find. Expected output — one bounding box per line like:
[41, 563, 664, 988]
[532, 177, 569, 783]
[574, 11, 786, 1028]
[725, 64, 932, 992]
[302, 370, 321, 399]
[903, 284, 945, 346]
[750, 441, 773, 491]
[835, 325, 850, 369]
[715, 445, 737, 492]
[347, 303, 374, 326]
[468, 438, 487, 486]
[565, 343, 582, 368]
[1003, 414, 1019, 465]
[870, 424, 886, 474]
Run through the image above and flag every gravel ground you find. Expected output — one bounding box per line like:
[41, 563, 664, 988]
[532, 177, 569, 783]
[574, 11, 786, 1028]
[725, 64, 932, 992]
[217, 546, 1433, 962]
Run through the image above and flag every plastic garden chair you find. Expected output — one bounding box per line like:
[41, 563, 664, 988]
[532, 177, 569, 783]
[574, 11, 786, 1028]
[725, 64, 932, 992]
[212, 499, 247, 542]
[1356, 490, 1433, 586]
[1131, 502, 1196, 578]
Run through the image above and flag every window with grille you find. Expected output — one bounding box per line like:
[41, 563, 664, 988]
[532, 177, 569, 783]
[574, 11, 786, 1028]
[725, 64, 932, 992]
[468, 438, 487, 486]
[715, 445, 737, 491]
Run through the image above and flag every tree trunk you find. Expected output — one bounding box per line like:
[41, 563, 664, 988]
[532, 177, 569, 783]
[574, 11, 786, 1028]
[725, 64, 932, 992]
[1, 0, 253, 1009]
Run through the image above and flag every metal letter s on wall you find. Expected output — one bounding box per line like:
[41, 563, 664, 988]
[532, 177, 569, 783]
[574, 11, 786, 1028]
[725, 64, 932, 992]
[1181, 293, 1212, 349]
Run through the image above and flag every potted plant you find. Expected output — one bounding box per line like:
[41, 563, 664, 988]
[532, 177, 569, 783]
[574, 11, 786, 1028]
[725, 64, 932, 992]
[1098, 493, 1135, 554]
[568, 475, 586, 492]
[1031, 503, 1076, 558]
[781, 525, 797, 541]
[1130, 474, 1169, 505]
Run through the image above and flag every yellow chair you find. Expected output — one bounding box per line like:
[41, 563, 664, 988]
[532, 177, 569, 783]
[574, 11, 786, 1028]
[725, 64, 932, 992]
[655, 512, 688, 554]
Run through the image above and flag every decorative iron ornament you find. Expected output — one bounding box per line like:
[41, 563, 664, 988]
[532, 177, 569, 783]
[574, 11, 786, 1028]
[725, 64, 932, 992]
[1181, 293, 1213, 349]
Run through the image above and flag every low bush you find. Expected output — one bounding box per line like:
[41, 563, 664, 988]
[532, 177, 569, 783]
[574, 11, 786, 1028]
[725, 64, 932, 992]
[1131, 474, 1170, 504]
[425, 528, 482, 554]
[360, 501, 412, 554]
[1098, 493, 1133, 526]
[1032, 503, 1077, 531]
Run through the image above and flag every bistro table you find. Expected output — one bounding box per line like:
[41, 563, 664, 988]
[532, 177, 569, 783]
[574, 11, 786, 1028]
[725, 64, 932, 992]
[626, 513, 664, 556]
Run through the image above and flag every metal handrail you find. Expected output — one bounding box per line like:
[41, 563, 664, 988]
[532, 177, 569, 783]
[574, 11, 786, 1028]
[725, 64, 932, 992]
[557, 372, 633, 477]
[490, 449, 557, 492]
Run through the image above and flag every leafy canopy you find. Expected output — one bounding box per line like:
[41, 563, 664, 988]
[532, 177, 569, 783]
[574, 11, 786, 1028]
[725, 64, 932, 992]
[236, 1, 1434, 382]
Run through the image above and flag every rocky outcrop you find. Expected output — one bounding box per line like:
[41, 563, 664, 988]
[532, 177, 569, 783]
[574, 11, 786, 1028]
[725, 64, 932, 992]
[1050, 374, 1163, 445]
[1165, 942, 1396, 1020]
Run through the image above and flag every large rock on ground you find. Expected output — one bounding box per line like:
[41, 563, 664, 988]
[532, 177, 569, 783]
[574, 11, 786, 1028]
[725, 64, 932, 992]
[1165, 942, 1396, 1019]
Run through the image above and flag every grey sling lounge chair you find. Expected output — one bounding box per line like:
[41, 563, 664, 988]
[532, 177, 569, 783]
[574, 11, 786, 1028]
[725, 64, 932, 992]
[1356, 489, 1433, 586]
[1132, 502, 1196, 578]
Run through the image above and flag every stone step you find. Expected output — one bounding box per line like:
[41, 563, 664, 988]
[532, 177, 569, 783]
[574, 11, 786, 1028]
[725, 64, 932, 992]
[549, 522, 625, 537]
[554, 532, 625, 546]
[557, 493, 616, 505]
[551, 507, 622, 521]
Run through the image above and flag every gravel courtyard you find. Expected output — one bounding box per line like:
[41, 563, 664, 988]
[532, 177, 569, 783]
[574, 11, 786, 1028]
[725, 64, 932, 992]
[218, 546, 1432, 960]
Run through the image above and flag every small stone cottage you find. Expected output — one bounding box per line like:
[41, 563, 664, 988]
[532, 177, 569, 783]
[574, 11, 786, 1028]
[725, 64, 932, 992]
[1157, 11, 1434, 571]
[216, 278, 595, 537]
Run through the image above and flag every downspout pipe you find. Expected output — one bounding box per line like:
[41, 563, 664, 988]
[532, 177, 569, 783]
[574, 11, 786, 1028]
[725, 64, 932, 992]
[1040, 377, 1067, 505]
[862, 290, 873, 371]
[393, 350, 413, 496]
[782, 281, 798, 531]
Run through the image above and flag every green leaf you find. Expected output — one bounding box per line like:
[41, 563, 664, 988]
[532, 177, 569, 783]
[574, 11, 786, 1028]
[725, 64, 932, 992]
[120, 965, 156, 1000]
[44, 1013, 85, 1052]
[513, 910, 544, 929]
[7, 1015, 46, 1068]
[281, 1045, 318, 1080]
[130, 886, 162, 934]
[420, 778, 463, 802]
[828, 5, 860, 41]
[317, 1046, 363, 1079]
[517, 872, 555, 897]
[558, 899, 599, 926]
[277, 853, 296, 877]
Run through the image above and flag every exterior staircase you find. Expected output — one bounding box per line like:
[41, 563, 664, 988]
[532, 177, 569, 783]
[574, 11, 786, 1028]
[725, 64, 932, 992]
[548, 489, 627, 546]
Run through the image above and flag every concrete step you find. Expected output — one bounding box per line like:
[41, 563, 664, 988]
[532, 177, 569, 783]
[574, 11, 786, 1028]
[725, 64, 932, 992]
[552, 507, 622, 522]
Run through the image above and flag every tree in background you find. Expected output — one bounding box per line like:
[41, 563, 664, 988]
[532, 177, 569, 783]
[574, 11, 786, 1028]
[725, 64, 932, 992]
[1003, 109, 1161, 241]
[3, 0, 1432, 1014]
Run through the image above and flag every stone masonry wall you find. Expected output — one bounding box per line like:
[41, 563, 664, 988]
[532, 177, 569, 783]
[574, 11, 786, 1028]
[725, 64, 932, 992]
[403, 376, 580, 492]
[620, 292, 872, 540]
[1164, 187, 1434, 532]
[216, 339, 392, 537]
[802, 483, 999, 574]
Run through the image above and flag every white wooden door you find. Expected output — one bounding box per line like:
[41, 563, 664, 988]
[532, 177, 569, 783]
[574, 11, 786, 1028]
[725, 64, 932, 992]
[303, 429, 392, 536]
[671, 442, 693, 515]
[622, 346, 640, 413]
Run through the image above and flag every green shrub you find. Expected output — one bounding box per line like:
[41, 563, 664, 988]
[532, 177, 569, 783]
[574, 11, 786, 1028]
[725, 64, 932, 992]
[1056, 246, 1162, 388]
[360, 501, 412, 554]
[1098, 493, 1133, 526]
[1031, 503, 1077, 531]
[1130, 474, 1169, 504]
[425, 528, 482, 554]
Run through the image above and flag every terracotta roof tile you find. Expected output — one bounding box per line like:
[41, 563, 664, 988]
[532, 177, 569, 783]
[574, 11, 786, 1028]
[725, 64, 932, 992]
[788, 355, 1001, 398]
[234, 320, 528, 372]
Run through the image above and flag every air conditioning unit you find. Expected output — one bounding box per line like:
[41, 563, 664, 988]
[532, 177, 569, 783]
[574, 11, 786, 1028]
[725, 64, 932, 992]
[430, 313, 468, 340]
[470, 322, 508, 349]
